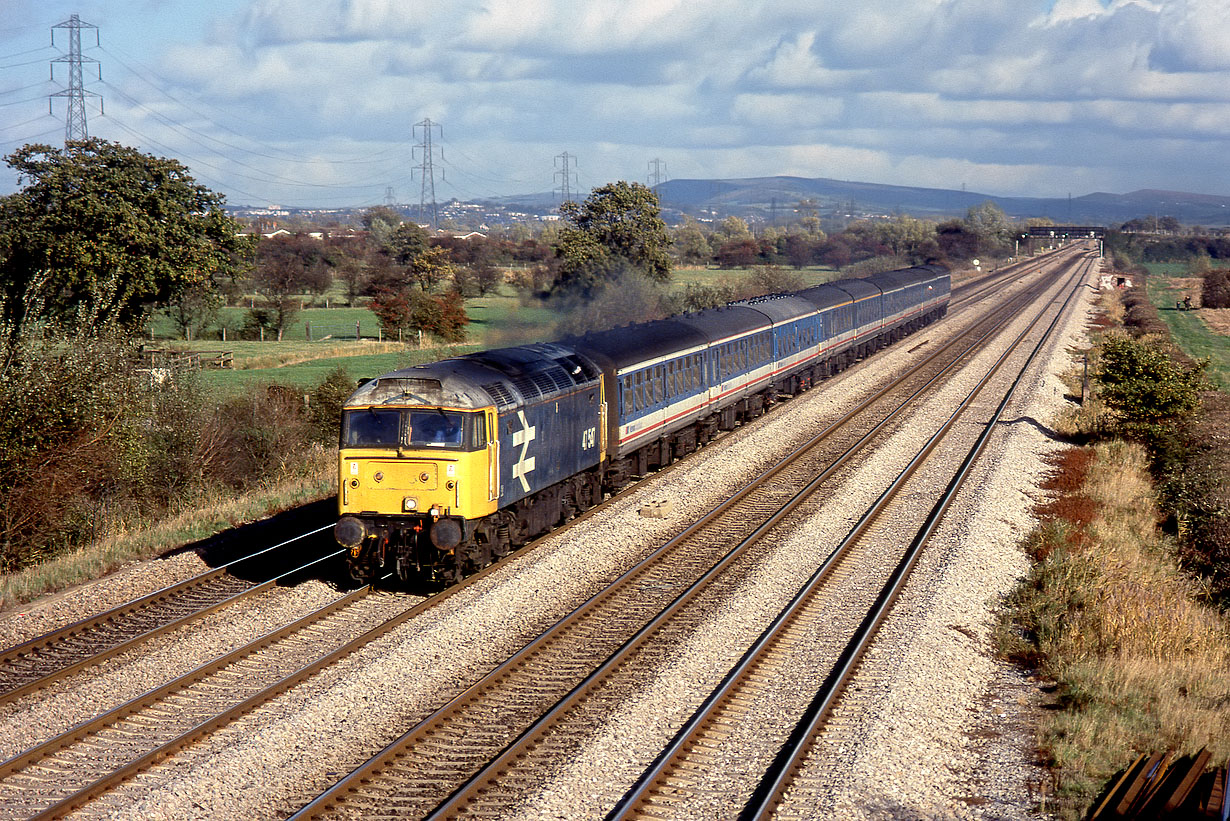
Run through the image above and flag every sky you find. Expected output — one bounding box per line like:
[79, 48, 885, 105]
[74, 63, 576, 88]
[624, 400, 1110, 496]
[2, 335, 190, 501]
[2, 0, 1229, 210]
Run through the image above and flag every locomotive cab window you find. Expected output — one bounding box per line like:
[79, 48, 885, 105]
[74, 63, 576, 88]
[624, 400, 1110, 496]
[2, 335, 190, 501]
[343, 408, 402, 447]
[408, 410, 469, 448]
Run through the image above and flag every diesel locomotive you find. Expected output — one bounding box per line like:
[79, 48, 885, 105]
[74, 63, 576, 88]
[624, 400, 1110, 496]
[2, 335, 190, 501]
[335, 264, 951, 584]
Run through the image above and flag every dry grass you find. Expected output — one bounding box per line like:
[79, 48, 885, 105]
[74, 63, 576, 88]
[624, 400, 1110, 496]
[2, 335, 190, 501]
[236, 341, 410, 370]
[1001, 440, 1230, 818]
[1199, 307, 1230, 336]
[0, 447, 334, 611]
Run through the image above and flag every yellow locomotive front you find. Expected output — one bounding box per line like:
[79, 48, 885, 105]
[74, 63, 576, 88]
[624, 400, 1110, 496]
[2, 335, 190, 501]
[334, 372, 499, 582]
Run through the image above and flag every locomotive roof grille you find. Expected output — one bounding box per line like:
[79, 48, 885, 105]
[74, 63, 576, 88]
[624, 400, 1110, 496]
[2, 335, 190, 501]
[481, 381, 516, 409]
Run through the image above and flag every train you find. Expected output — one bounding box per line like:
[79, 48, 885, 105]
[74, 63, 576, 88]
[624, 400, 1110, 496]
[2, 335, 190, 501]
[334, 264, 951, 584]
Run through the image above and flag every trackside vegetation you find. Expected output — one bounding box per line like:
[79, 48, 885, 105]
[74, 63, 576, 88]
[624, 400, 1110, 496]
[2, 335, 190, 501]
[999, 281, 1230, 819]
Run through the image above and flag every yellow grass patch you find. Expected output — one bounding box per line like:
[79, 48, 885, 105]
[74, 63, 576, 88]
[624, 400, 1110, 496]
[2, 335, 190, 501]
[1198, 307, 1230, 336]
[1002, 440, 1230, 818]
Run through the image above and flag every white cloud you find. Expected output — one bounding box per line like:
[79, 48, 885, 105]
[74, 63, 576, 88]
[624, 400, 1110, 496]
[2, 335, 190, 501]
[1152, 0, 1230, 71]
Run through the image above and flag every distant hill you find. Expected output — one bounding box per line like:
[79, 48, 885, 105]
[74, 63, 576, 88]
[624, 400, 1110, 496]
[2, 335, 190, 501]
[647, 176, 1230, 226]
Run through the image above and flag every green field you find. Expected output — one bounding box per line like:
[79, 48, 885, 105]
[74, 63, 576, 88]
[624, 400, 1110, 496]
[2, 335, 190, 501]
[196, 346, 482, 398]
[672, 264, 839, 289]
[1142, 263, 1230, 390]
[154, 267, 841, 398]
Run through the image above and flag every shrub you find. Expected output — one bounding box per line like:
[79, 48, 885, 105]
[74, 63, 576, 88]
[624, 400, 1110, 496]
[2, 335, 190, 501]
[309, 366, 358, 444]
[1095, 331, 1205, 432]
[1201, 268, 1230, 309]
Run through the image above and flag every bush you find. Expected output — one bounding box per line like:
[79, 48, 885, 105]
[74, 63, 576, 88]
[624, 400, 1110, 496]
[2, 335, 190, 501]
[309, 367, 357, 444]
[0, 328, 350, 573]
[1201, 268, 1230, 309]
[1161, 389, 1230, 604]
[1095, 331, 1205, 432]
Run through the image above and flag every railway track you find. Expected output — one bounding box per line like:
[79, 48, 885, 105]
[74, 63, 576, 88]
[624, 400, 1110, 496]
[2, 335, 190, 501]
[0, 525, 339, 706]
[286, 250, 1090, 819]
[612, 252, 1097, 820]
[0, 248, 1049, 716]
[0, 246, 1083, 819]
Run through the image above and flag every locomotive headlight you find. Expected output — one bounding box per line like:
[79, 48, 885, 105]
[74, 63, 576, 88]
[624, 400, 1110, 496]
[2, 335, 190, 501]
[403, 497, 418, 511]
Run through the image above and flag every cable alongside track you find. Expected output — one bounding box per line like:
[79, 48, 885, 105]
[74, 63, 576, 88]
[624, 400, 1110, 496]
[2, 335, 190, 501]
[287, 249, 1089, 820]
[614, 252, 1096, 821]
[0, 526, 340, 706]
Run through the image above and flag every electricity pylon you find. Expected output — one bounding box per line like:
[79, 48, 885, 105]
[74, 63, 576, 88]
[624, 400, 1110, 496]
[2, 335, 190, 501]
[50, 14, 102, 143]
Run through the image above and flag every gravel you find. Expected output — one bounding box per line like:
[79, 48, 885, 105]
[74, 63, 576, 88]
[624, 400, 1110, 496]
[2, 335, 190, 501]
[0, 256, 1092, 820]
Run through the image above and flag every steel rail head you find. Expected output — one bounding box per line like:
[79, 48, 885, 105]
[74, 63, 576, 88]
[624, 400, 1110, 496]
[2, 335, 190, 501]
[0, 545, 347, 707]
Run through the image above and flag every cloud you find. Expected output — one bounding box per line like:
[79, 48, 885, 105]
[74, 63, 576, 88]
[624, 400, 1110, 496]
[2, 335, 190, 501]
[1151, 0, 1230, 71]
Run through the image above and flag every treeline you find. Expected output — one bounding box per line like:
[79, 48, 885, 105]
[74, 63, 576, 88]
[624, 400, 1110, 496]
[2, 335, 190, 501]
[0, 140, 369, 575]
[1105, 229, 1230, 264]
[220, 194, 1027, 343]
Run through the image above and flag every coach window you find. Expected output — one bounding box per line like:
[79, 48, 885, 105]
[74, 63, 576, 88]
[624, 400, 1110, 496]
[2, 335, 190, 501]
[655, 366, 664, 404]
[634, 371, 643, 412]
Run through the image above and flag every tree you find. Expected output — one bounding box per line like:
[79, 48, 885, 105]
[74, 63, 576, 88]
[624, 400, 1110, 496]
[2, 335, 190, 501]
[0, 139, 250, 339]
[385, 221, 429, 266]
[715, 239, 762, 268]
[163, 281, 221, 340]
[370, 287, 468, 343]
[964, 201, 1012, 256]
[553, 181, 672, 296]
[1202, 269, 1230, 309]
[407, 245, 453, 292]
[671, 217, 712, 265]
[936, 219, 981, 261]
[361, 206, 402, 246]
[713, 216, 754, 244]
[335, 257, 370, 306]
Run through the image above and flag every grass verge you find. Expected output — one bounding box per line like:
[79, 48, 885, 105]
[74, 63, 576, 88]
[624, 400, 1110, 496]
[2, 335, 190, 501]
[997, 440, 1230, 819]
[1141, 263, 1230, 390]
[0, 449, 334, 612]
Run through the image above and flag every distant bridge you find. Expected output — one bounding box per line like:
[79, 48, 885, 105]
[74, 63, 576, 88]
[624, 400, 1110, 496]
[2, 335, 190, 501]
[1026, 225, 1105, 239]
